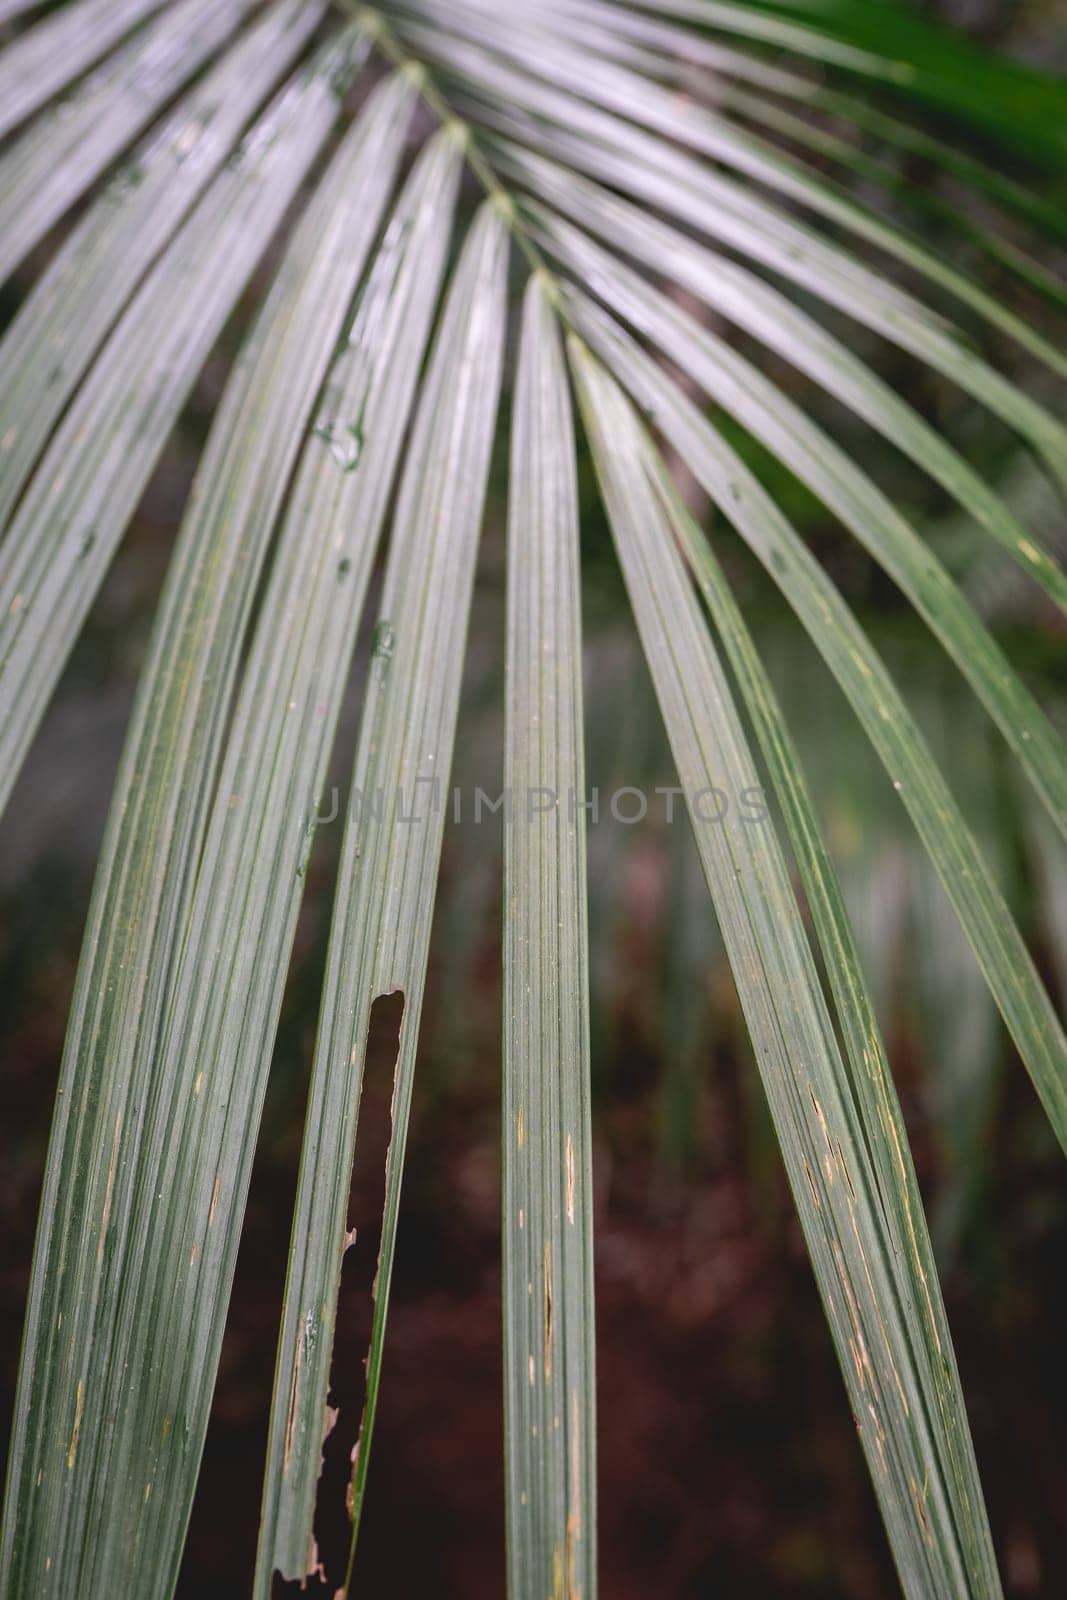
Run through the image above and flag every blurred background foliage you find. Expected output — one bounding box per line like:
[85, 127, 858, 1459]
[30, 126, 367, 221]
[1, 0, 1065, 1594]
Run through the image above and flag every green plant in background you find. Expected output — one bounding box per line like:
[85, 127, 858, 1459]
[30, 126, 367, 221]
[0, 0, 1064, 1596]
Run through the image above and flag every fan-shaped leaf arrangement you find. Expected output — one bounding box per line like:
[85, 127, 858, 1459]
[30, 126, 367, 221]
[0, 2, 1063, 1596]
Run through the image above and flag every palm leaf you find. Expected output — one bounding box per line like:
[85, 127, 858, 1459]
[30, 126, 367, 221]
[524, 0, 1067, 237]
[0, 0, 169, 139]
[471, 83, 1067, 485]
[253, 123, 465, 1587]
[503, 278, 596, 1600]
[541, 1, 1067, 250]
[566, 305, 1067, 1150]
[1, 1, 1064, 1596]
[0, 0, 326, 527]
[572, 336, 1001, 1596]
[508, 167, 1067, 605]
[0, 30, 368, 817]
[392, 0, 1067, 378]
[0, 0, 265, 283]
[1, 66, 415, 1597]
[550, 238, 1067, 819]
[256, 196, 508, 1593]
[614, 0, 1067, 161]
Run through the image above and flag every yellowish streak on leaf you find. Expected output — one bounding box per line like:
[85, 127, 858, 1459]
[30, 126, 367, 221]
[283, 1325, 303, 1476]
[97, 1109, 124, 1262]
[567, 1394, 583, 1599]
[67, 1380, 84, 1469]
[802, 1158, 820, 1210]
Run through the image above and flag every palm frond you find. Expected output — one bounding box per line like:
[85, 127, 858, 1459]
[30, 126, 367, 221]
[0, 0, 327, 527]
[521, 0, 1067, 234]
[0, 0, 269, 283]
[510, 171, 1067, 604]
[1, 0, 1064, 1595]
[0, 33, 368, 816]
[572, 337, 1001, 1595]
[567, 309, 1067, 1151]
[256, 196, 508, 1592]
[472, 84, 1067, 480]
[503, 278, 596, 1600]
[611, 0, 1067, 161]
[392, 0, 1067, 378]
[1, 66, 414, 1596]
[253, 123, 465, 1588]
[555, 246, 1067, 812]
[0, 0, 169, 139]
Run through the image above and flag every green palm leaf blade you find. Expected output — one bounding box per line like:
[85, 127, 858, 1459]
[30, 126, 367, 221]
[640, 436, 1000, 1573]
[0, 0, 263, 286]
[0, 0, 326, 530]
[392, 0, 1067, 379]
[598, 0, 957, 81]
[553, 251, 1067, 836]
[616, 0, 1067, 162]
[0, 0, 1062, 1591]
[0, 0, 169, 141]
[251, 124, 464, 1591]
[798, 86, 1067, 244]
[0, 69, 416, 1600]
[503, 278, 597, 1600]
[692, 86, 1067, 311]
[509, 168, 1067, 609]
[526, 14, 1067, 308]
[571, 338, 1002, 1598]
[0, 32, 372, 821]
[444, 69, 1067, 489]
[526, 0, 1067, 243]
[749, 0, 1067, 161]
[535, 0, 848, 101]
[571, 311, 1067, 1155]
[255, 200, 508, 1597]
